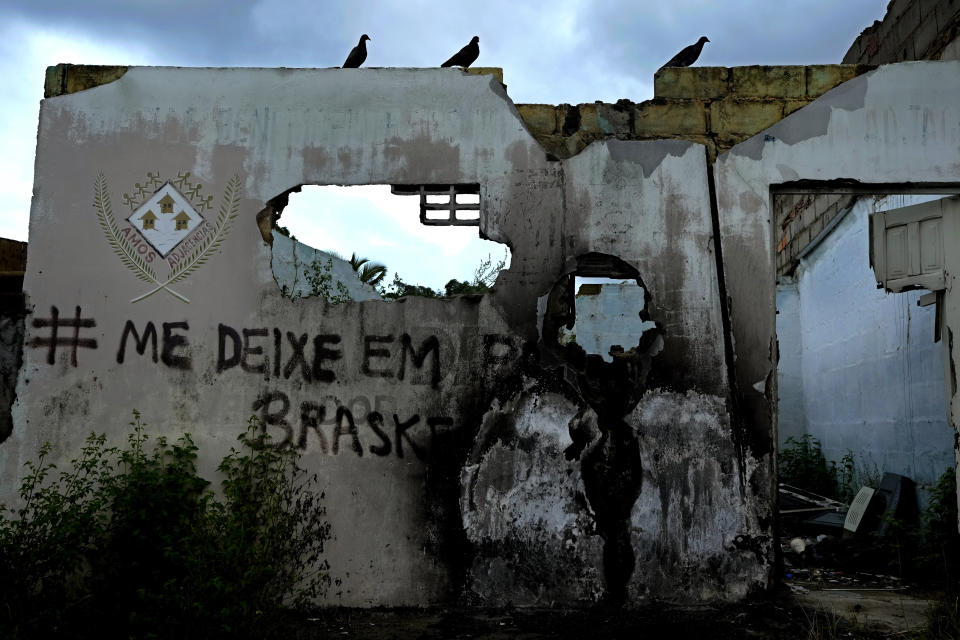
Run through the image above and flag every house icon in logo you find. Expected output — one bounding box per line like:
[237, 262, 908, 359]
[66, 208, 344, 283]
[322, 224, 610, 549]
[126, 183, 203, 256]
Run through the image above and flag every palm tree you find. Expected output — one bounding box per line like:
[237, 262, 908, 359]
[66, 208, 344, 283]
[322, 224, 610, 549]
[348, 253, 387, 287]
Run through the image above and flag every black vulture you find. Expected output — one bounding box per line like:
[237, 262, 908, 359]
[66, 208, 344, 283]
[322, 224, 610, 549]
[660, 36, 709, 69]
[343, 34, 370, 68]
[441, 36, 480, 68]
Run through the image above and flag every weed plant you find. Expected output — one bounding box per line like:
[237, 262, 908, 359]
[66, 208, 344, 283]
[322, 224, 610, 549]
[0, 412, 331, 639]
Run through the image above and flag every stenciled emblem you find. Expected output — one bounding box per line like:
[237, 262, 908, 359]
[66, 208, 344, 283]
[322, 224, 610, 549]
[94, 171, 240, 303]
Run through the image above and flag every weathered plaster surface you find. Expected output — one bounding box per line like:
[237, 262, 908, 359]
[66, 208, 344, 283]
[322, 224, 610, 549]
[8, 66, 770, 607]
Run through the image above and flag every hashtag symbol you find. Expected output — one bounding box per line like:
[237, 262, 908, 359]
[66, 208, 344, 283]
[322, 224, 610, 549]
[28, 306, 98, 366]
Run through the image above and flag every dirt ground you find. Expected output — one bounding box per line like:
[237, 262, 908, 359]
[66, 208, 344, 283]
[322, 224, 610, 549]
[291, 587, 937, 639]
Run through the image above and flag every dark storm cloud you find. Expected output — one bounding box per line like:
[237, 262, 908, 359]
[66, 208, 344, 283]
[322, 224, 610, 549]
[1, 0, 888, 103]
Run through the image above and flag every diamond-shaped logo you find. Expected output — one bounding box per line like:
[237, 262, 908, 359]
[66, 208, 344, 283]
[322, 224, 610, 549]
[127, 182, 203, 257]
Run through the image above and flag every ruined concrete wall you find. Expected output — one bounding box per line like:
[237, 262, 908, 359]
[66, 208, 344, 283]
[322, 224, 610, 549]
[715, 62, 960, 523]
[4, 66, 771, 607]
[515, 65, 873, 161]
[844, 0, 960, 64]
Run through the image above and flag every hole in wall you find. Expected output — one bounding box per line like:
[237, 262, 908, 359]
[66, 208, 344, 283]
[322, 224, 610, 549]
[259, 185, 510, 302]
[560, 277, 659, 363]
[540, 252, 663, 416]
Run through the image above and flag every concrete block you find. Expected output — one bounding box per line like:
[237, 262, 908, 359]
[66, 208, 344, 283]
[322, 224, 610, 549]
[654, 67, 729, 100]
[516, 104, 558, 136]
[633, 99, 708, 137]
[782, 99, 811, 119]
[806, 65, 861, 98]
[709, 98, 784, 137]
[729, 66, 805, 99]
[577, 103, 602, 134]
[44, 63, 129, 98]
[464, 67, 504, 85]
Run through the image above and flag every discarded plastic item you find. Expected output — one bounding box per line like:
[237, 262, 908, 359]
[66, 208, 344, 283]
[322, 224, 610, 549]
[843, 486, 875, 534]
[873, 473, 917, 534]
[789, 537, 806, 554]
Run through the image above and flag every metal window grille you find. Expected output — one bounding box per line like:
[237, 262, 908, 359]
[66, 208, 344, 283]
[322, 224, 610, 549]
[391, 184, 480, 226]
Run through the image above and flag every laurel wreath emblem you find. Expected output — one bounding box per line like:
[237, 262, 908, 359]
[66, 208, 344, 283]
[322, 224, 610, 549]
[94, 173, 241, 303]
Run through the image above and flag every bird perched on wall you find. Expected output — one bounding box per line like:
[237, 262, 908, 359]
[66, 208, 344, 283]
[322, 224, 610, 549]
[441, 36, 480, 68]
[660, 36, 710, 69]
[342, 34, 370, 68]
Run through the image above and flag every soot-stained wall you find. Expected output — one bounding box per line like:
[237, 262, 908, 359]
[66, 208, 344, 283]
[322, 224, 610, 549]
[5, 66, 770, 607]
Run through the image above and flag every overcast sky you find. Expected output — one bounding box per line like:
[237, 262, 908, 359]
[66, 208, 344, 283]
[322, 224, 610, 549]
[0, 0, 889, 288]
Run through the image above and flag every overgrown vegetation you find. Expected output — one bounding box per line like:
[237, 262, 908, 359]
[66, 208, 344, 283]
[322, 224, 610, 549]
[379, 252, 506, 299]
[778, 434, 849, 499]
[0, 412, 330, 639]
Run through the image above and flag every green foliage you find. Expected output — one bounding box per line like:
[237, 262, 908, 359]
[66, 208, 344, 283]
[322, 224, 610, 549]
[272, 224, 296, 241]
[871, 468, 959, 585]
[921, 596, 960, 640]
[916, 468, 959, 582]
[379, 272, 441, 299]
[0, 433, 115, 637]
[0, 411, 331, 639]
[347, 252, 387, 287]
[379, 252, 507, 300]
[778, 435, 842, 499]
[302, 257, 352, 304]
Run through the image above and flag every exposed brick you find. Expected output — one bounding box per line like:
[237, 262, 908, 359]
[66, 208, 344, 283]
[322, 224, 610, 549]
[805, 65, 860, 98]
[810, 216, 825, 239]
[577, 103, 602, 134]
[596, 103, 632, 134]
[654, 67, 729, 100]
[516, 104, 558, 136]
[463, 67, 504, 84]
[633, 100, 708, 137]
[782, 100, 811, 119]
[44, 64, 129, 98]
[710, 98, 784, 137]
[730, 66, 805, 98]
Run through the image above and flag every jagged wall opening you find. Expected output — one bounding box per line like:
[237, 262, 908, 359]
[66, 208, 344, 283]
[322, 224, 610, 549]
[257, 185, 510, 302]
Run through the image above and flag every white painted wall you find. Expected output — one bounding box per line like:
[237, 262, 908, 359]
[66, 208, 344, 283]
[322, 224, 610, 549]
[775, 277, 805, 445]
[777, 195, 954, 489]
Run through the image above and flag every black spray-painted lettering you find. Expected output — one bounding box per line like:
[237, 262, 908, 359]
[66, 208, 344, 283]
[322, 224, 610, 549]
[252, 389, 293, 447]
[362, 335, 394, 378]
[366, 411, 392, 456]
[398, 334, 441, 388]
[313, 334, 341, 382]
[161, 322, 191, 370]
[251, 390, 447, 460]
[117, 320, 158, 363]
[241, 328, 269, 376]
[393, 413, 423, 460]
[218, 324, 241, 372]
[298, 401, 328, 452]
[284, 332, 311, 380]
[332, 406, 363, 457]
[28, 305, 98, 367]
